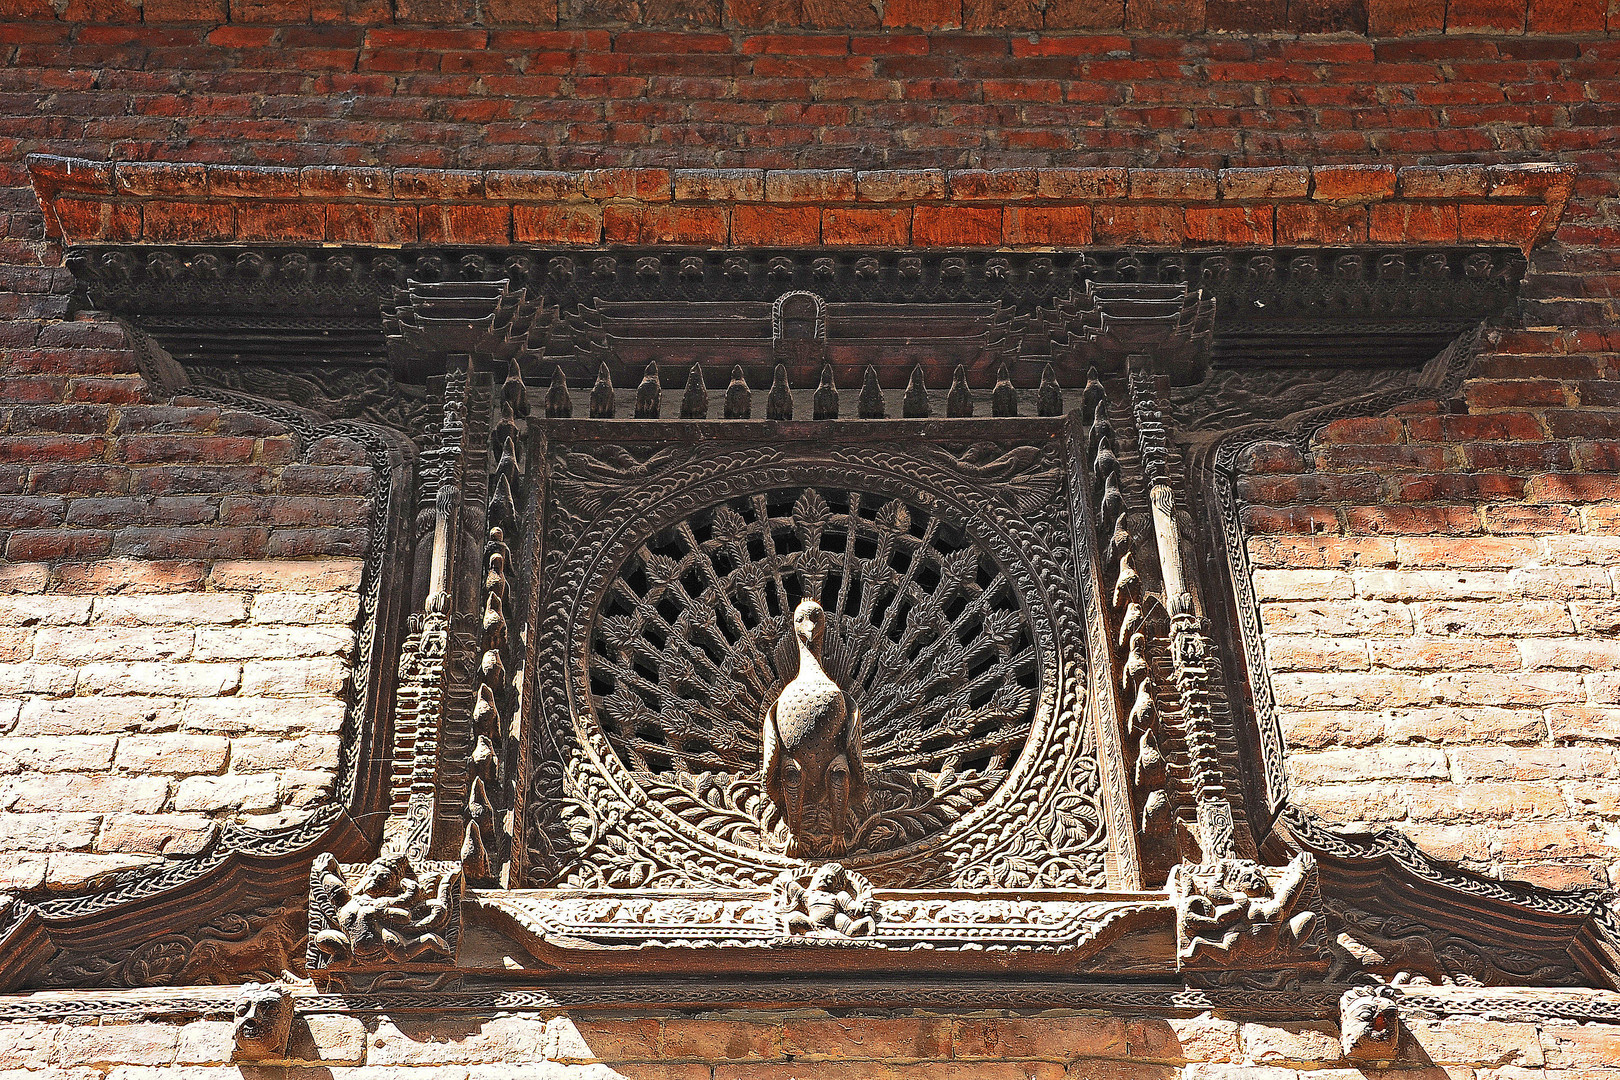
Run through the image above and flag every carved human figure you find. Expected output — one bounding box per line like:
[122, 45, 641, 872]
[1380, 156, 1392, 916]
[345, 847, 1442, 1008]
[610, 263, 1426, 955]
[1339, 984, 1401, 1061]
[232, 981, 294, 1060]
[763, 600, 865, 856]
[310, 853, 454, 966]
[779, 863, 876, 938]
[1176, 855, 1318, 966]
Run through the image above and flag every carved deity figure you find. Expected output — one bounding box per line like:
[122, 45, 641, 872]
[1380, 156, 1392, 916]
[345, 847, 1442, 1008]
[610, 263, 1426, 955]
[310, 853, 455, 967]
[763, 600, 865, 857]
[1339, 984, 1401, 1061]
[232, 981, 294, 1060]
[1174, 854, 1319, 967]
[778, 863, 876, 938]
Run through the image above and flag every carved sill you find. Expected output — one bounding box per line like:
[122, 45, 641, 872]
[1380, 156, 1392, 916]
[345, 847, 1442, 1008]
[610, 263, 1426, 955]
[468, 888, 1173, 980]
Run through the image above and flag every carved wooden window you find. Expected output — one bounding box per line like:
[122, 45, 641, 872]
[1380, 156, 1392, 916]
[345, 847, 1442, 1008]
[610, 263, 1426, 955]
[61, 243, 1620, 997]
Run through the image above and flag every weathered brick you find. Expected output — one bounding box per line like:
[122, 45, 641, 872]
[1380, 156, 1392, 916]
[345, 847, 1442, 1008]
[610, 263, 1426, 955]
[0, 736, 117, 774]
[1417, 601, 1575, 636]
[91, 594, 249, 626]
[57, 1023, 181, 1066]
[2, 774, 169, 814]
[182, 696, 345, 736]
[781, 1018, 952, 1061]
[1452, 745, 1617, 781]
[1241, 1023, 1341, 1065]
[208, 559, 362, 592]
[369, 1016, 556, 1065]
[1367, 638, 1519, 671]
[230, 734, 338, 772]
[1385, 706, 1545, 744]
[114, 734, 230, 775]
[96, 812, 216, 855]
[1259, 600, 1413, 637]
[1405, 781, 1566, 822]
[34, 626, 193, 663]
[1287, 746, 1449, 783]
[16, 696, 185, 736]
[76, 662, 242, 698]
[193, 625, 352, 662]
[172, 773, 279, 812]
[1266, 636, 1369, 673]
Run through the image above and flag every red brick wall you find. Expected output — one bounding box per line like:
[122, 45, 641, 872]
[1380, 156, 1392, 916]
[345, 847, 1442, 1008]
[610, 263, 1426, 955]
[3, 10, 1620, 885]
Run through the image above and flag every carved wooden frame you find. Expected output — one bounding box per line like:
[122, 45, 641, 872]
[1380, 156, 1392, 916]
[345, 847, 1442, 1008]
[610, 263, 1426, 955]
[15, 233, 1620, 997]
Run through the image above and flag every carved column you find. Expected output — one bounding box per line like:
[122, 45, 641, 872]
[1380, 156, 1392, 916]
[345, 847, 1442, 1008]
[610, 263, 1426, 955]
[1129, 363, 1238, 864]
[380, 280, 542, 884]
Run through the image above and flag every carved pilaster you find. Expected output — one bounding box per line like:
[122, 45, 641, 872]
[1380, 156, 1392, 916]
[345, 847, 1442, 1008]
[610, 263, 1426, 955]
[383, 280, 541, 874]
[1129, 362, 1239, 864]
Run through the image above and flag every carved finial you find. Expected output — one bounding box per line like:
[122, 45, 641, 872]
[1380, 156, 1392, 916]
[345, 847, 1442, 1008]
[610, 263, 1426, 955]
[991, 363, 1017, 417]
[545, 367, 571, 418]
[635, 362, 661, 419]
[767, 363, 792, 421]
[1037, 363, 1062, 416]
[946, 365, 972, 417]
[858, 365, 884, 419]
[812, 365, 839, 420]
[903, 365, 929, 418]
[501, 366, 529, 418]
[1081, 365, 1105, 419]
[680, 364, 708, 419]
[724, 365, 752, 419]
[589, 363, 615, 419]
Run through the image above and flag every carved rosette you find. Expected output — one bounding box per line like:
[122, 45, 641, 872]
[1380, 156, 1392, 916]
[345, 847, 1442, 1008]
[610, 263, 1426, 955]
[525, 439, 1108, 891]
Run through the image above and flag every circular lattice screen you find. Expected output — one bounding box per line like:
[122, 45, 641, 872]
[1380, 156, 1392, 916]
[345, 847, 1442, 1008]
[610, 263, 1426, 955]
[586, 486, 1040, 855]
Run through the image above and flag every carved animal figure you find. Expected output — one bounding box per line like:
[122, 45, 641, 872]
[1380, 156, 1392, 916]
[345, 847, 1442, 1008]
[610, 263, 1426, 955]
[1339, 984, 1401, 1061]
[763, 600, 865, 856]
[232, 981, 294, 1060]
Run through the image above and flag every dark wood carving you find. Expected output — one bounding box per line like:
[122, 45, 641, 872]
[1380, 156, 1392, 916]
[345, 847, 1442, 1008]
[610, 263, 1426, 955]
[34, 242, 1620, 1003]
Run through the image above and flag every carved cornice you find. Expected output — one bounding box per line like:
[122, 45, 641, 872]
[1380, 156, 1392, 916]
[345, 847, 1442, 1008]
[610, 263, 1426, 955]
[59, 246, 1523, 388]
[27, 157, 1575, 255]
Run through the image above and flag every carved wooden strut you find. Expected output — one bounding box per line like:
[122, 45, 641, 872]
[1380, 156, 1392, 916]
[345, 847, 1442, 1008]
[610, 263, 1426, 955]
[763, 600, 867, 858]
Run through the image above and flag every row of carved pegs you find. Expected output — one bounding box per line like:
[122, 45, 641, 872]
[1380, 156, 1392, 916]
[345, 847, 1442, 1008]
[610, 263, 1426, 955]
[1083, 373, 1173, 851]
[543, 362, 1067, 420]
[464, 366, 527, 885]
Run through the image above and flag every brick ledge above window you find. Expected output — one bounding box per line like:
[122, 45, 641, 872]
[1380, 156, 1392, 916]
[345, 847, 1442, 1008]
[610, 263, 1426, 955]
[26, 157, 1575, 254]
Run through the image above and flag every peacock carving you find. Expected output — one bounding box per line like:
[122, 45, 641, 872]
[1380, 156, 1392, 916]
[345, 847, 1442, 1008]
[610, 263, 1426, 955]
[762, 600, 866, 857]
[586, 485, 1040, 857]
